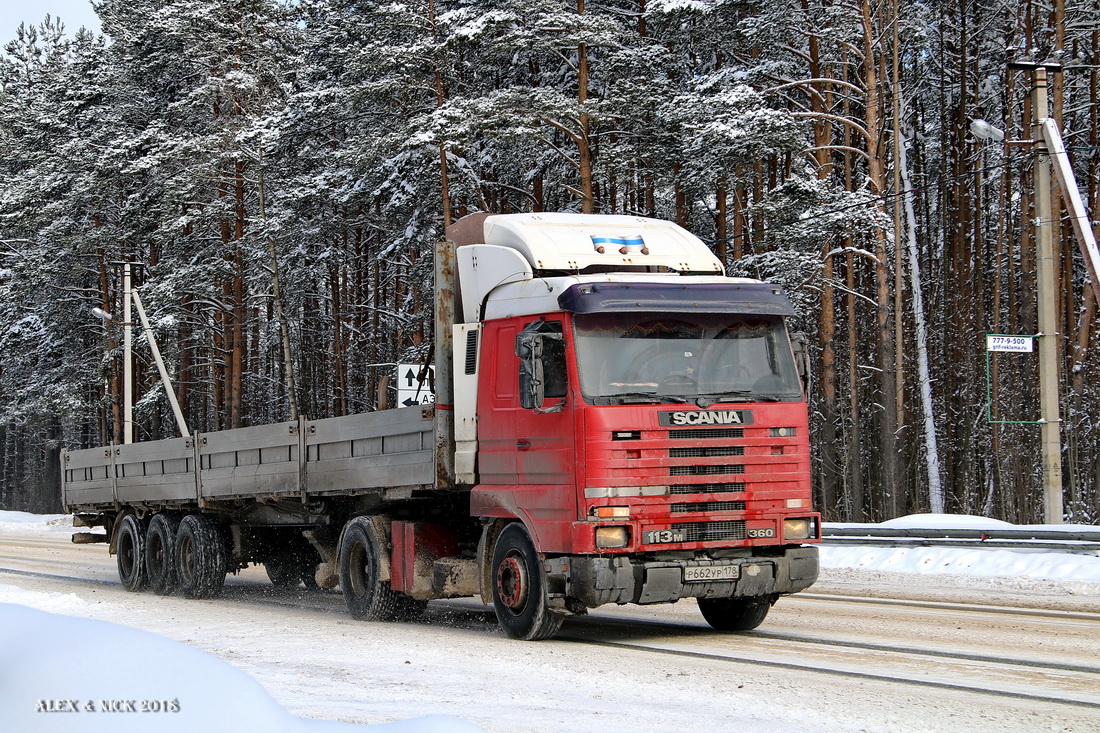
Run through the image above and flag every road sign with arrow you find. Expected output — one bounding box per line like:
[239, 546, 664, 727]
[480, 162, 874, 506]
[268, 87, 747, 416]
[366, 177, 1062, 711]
[397, 364, 435, 407]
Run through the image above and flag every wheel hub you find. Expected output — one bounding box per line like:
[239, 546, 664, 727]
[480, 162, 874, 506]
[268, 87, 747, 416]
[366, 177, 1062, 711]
[178, 536, 194, 584]
[496, 555, 529, 610]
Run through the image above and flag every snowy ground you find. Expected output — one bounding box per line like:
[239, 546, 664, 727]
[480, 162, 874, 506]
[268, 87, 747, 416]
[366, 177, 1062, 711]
[0, 598, 482, 733]
[2, 511, 1099, 732]
[0, 511, 484, 732]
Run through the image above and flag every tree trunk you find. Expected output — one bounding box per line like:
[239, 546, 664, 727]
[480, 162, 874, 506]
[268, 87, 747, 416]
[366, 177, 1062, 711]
[819, 245, 838, 518]
[861, 0, 899, 519]
[577, 0, 595, 213]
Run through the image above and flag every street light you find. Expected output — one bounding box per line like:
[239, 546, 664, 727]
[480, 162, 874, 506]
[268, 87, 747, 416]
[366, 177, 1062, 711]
[970, 118, 1005, 142]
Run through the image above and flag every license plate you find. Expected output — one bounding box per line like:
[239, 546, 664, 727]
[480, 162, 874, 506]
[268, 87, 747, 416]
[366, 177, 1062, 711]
[683, 564, 740, 582]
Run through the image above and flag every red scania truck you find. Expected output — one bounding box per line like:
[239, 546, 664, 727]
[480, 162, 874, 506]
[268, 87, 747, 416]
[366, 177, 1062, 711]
[62, 212, 820, 640]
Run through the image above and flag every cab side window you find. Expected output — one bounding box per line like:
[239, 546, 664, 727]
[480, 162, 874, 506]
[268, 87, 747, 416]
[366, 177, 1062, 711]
[540, 321, 567, 399]
[520, 319, 567, 401]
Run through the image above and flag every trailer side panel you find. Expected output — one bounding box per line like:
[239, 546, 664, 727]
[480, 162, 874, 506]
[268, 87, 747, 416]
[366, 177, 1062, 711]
[62, 407, 438, 511]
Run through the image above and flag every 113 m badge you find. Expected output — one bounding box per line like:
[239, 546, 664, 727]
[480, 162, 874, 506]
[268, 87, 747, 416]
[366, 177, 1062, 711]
[644, 529, 685, 544]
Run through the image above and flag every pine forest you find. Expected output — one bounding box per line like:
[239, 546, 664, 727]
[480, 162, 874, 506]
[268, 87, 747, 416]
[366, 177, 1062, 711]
[1, 0, 1098, 524]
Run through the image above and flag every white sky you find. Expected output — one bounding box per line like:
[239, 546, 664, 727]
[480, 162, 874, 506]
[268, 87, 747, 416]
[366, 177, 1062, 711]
[0, 0, 101, 45]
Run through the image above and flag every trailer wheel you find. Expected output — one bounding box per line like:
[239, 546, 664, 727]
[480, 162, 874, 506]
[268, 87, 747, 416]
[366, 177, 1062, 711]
[116, 514, 147, 592]
[174, 514, 228, 599]
[264, 558, 300, 589]
[491, 523, 563, 641]
[338, 517, 421, 621]
[265, 553, 319, 591]
[698, 596, 773, 631]
[145, 514, 181, 595]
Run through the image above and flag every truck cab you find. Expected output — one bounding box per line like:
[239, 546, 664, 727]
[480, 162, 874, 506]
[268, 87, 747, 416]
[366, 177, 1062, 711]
[450, 213, 820, 639]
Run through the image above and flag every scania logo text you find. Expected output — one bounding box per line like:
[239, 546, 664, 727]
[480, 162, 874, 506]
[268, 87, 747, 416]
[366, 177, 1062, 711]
[658, 410, 754, 427]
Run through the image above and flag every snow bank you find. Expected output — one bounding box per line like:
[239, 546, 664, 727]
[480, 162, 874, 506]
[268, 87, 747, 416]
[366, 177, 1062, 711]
[0, 584, 97, 615]
[832, 512, 1099, 532]
[880, 513, 1014, 529]
[0, 510, 71, 533]
[0, 598, 484, 733]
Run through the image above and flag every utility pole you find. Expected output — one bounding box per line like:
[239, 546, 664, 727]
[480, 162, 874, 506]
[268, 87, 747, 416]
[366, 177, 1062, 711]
[97, 261, 190, 445]
[122, 262, 134, 445]
[1029, 65, 1065, 524]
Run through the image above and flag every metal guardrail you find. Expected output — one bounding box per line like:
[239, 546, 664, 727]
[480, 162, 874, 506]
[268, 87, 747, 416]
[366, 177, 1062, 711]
[821, 526, 1100, 553]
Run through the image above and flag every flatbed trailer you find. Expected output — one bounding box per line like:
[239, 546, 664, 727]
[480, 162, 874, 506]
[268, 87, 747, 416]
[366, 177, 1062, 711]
[63, 212, 820, 640]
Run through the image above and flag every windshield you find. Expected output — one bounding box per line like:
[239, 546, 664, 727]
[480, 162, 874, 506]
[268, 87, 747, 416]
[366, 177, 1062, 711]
[572, 313, 802, 404]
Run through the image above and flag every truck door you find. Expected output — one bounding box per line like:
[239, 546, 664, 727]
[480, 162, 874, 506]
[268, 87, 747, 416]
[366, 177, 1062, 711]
[514, 319, 574, 485]
[477, 318, 575, 486]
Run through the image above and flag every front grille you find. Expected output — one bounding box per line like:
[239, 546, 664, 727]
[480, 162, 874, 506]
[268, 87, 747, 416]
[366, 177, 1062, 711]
[671, 501, 746, 513]
[669, 428, 744, 440]
[669, 446, 744, 458]
[670, 482, 746, 495]
[670, 464, 745, 476]
[674, 520, 747, 542]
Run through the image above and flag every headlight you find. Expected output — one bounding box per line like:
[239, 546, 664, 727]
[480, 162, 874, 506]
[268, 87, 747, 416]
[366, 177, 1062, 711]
[595, 526, 629, 548]
[783, 517, 814, 540]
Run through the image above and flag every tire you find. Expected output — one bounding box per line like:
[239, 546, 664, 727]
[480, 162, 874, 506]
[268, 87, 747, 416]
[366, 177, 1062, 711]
[265, 549, 320, 591]
[698, 596, 774, 631]
[338, 516, 424, 621]
[145, 514, 181, 595]
[490, 523, 564, 641]
[174, 514, 228, 600]
[116, 514, 147, 592]
[264, 558, 301, 589]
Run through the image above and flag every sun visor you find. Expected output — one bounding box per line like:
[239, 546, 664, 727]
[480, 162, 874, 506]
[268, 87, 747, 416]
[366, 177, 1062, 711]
[557, 281, 797, 316]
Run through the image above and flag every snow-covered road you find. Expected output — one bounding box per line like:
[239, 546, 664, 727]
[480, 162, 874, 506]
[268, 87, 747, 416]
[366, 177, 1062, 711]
[3, 514, 1100, 732]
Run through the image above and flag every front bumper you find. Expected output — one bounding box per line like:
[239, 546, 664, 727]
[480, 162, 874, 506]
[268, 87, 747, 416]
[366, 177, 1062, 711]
[550, 545, 818, 608]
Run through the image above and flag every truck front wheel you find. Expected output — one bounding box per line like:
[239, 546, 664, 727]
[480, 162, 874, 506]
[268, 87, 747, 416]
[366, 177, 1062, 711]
[174, 514, 228, 599]
[491, 523, 564, 641]
[698, 595, 774, 631]
[116, 514, 147, 592]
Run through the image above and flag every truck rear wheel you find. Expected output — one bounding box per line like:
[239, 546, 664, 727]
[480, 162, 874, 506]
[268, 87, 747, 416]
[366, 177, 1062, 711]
[116, 514, 147, 592]
[174, 514, 228, 599]
[265, 554, 319, 591]
[145, 514, 180, 595]
[698, 596, 773, 631]
[491, 523, 564, 641]
[338, 516, 422, 621]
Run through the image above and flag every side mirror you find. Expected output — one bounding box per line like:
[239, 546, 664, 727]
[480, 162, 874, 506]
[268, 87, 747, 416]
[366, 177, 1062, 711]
[516, 331, 545, 410]
[790, 331, 810, 396]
